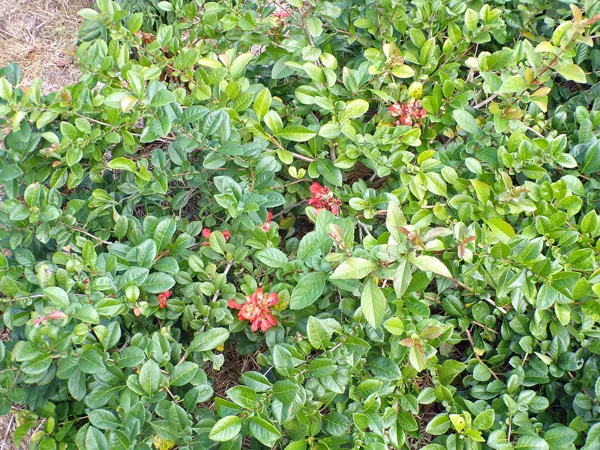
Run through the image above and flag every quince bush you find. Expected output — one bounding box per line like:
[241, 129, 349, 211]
[1, 0, 600, 448]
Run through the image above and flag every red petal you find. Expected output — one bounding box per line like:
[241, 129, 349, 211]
[228, 299, 242, 309]
[267, 292, 278, 306]
[309, 182, 324, 196]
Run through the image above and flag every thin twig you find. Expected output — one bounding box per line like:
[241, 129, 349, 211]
[465, 328, 500, 381]
[0, 414, 14, 450]
[272, 200, 308, 219]
[59, 222, 112, 245]
[473, 93, 499, 110]
[211, 261, 234, 303]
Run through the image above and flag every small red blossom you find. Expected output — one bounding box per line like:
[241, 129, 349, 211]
[158, 290, 172, 309]
[202, 228, 231, 246]
[273, 8, 289, 19]
[228, 287, 278, 332]
[389, 104, 402, 117]
[261, 211, 273, 232]
[308, 182, 342, 216]
[390, 99, 427, 127]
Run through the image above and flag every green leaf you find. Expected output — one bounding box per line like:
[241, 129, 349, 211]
[189, 327, 230, 352]
[452, 110, 480, 134]
[78, 350, 105, 374]
[383, 317, 405, 335]
[273, 380, 299, 404]
[473, 409, 495, 430]
[0, 164, 23, 181]
[276, 125, 316, 142]
[141, 272, 175, 294]
[341, 99, 369, 120]
[136, 239, 157, 268]
[170, 362, 199, 386]
[414, 255, 452, 279]
[89, 410, 120, 430]
[209, 416, 242, 442]
[227, 385, 258, 409]
[556, 63, 586, 83]
[241, 372, 272, 392]
[150, 89, 176, 107]
[249, 415, 281, 445]
[107, 157, 136, 172]
[139, 360, 161, 397]
[425, 414, 451, 435]
[330, 258, 378, 279]
[253, 88, 271, 121]
[307, 316, 332, 349]
[361, 279, 386, 327]
[316, 159, 343, 186]
[255, 248, 289, 268]
[116, 348, 145, 369]
[290, 272, 328, 309]
[85, 427, 108, 450]
[544, 426, 577, 450]
[43, 286, 69, 308]
[515, 435, 550, 450]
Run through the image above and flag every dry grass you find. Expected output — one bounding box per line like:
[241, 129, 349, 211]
[205, 344, 262, 402]
[0, 0, 92, 94]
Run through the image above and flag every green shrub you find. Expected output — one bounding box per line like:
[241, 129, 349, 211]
[1, 0, 600, 449]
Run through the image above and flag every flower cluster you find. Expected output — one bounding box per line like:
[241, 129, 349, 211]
[202, 228, 231, 246]
[228, 287, 278, 332]
[389, 99, 427, 126]
[308, 182, 342, 216]
[158, 290, 172, 309]
[262, 211, 273, 232]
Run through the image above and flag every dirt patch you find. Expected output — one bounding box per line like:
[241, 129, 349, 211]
[0, 0, 92, 94]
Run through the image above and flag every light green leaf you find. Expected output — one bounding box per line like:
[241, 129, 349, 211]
[452, 110, 479, 134]
[307, 316, 332, 349]
[556, 63, 586, 83]
[253, 88, 271, 121]
[107, 157, 136, 172]
[276, 125, 317, 142]
[209, 416, 242, 442]
[414, 255, 452, 279]
[44, 286, 69, 308]
[473, 409, 495, 430]
[361, 279, 386, 327]
[330, 258, 378, 280]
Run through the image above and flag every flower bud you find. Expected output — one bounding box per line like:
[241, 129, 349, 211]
[408, 81, 423, 99]
[47, 310, 68, 320]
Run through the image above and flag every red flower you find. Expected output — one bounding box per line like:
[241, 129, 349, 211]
[261, 211, 273, 232]
[398, 115, 413, 126]
[158, 290, 172, 309]
[390, 100, 426, 127]
[228, 287, 278, 332]
[389, 104, 402, 117]
[202, 228, 230, 246]
[308, 182, 342, 216]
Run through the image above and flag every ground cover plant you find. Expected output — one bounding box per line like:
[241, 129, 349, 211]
[1, 0, 600, 448]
